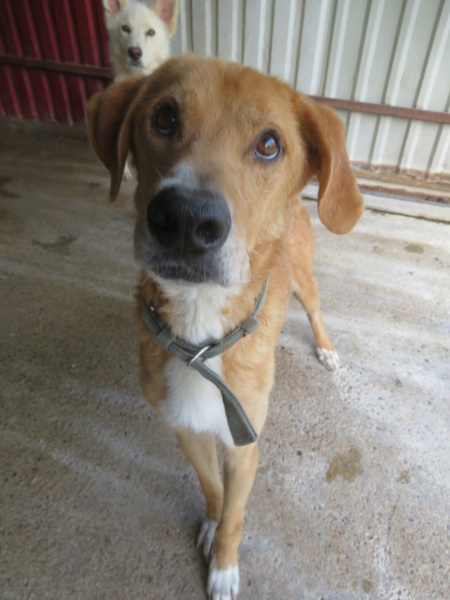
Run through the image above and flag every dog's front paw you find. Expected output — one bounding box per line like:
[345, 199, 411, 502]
[207, 554, 239, 600]
[316, 347, 340, 372]
[197, 519, 217, 562]
[122, 161, 133, 181]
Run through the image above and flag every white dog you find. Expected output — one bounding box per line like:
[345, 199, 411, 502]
[103, 0, 179, 82]
[103, 0, 179, 178]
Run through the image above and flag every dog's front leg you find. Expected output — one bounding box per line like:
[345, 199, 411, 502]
[176, 429, 224, 559]
[208, 442, 259, 600]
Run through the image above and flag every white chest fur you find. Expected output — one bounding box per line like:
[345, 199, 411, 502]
[157, 281, 239, 447]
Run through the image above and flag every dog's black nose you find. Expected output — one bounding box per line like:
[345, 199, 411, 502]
[128, 47, 142, 61]
[147, 187, 231, 256]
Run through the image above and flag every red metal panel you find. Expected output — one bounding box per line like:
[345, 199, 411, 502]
[51, 0, 87, 123]
[30, 0, 72, 123]
[0, 66, 20, 116]
[94, 0, 113, 69]
[1, 0, 39, 119]
[12, 0, 55, 121]
[0, 0, 111, 124]
[0, 27, 21, 117]
[72, 0, 104, 97]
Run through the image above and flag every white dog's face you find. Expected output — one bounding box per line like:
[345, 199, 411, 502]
[107, 2, 172, 78]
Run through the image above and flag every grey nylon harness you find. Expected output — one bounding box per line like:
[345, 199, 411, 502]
[141, 279, 269, 446]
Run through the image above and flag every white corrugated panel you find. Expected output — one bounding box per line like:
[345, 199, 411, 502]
[171, 0, 450, 182]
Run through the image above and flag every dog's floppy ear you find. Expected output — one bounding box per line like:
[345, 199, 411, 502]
[296, 95, 364, 234]
[153, 0, 179, 34]
[86, 77, 145, 201]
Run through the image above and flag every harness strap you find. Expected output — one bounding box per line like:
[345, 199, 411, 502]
[141, 279, 269, 446]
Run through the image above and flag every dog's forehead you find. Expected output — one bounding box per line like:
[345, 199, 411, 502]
[120, 2, 156, 24]
[141, 58, 296, 129]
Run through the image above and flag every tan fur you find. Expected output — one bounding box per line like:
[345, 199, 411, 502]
[87, 55, 364, 597]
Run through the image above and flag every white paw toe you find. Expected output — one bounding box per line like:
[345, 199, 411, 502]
[197, 519, 217, 562]
[316, 347, 340, 372]
[207, 555, 239, 600]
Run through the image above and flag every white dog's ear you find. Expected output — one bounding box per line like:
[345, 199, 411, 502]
[102, 0, 130, 23]
[295, 94, 364, 234]
[153, 0, 179, 34]
[86, 77, 145, 201]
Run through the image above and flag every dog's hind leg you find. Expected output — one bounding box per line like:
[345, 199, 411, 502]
[292, 269, 340, 372]
[287, 202, 340, 372]
[176, 429, 223, 561]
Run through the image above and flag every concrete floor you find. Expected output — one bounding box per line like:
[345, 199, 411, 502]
[1, 117, 449, 600]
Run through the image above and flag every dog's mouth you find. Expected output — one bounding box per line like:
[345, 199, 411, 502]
[127, 58, 143, 68]
[146, 255, 228, 285]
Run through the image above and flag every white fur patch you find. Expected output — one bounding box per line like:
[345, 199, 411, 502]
[161, 355, 234, 446]
[122, 159, 133, 181]
[207, 554, 240, 600]
[197, 519, 218, 561]
[155, 278, 236, 342]
[157, 281, 240, 447]
[316, 347, 340, 372]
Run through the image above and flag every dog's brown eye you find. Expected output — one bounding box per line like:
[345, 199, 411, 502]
[121, 24, 131, 33]
[152, 104, 178, 136]
[255, 132, 280, 161]
[146, 29, 155, 37]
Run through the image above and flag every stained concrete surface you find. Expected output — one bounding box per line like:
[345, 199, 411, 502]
[1, 117, 449, 600]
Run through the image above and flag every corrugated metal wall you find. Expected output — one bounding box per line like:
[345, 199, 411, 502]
[1, 0, 448, 181]
[0, 0, 110, 124]
[172, 0, 450, 181]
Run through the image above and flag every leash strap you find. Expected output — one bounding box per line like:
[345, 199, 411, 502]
[141, 279, 269, 446]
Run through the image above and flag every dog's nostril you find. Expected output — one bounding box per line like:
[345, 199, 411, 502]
[150, 210, 177, 232]
[148, 209, 179, 248]
[195, 220, 225, 246]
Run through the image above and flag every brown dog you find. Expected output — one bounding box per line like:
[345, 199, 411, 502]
[87, 55, 363, 599]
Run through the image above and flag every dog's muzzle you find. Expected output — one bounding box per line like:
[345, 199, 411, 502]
[148, 186, 231, 255]
[127, 47, 143, 65]
[145, 185, 232, 283]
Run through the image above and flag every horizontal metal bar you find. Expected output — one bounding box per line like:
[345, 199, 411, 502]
[1, 54, 449, 125]
[309, 95, 450, 125]
[0, 54, 113, 79]
[303, 182, 450, 223]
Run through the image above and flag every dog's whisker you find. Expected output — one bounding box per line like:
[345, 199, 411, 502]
[247, 246, 262, 259]
[245, 248, 255, 282]
[152, 164, 164, 183]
